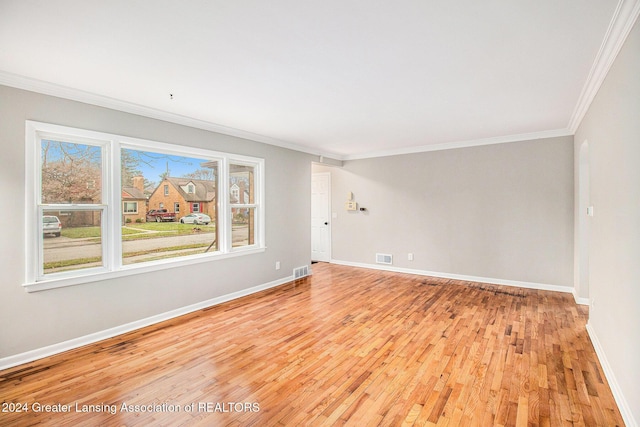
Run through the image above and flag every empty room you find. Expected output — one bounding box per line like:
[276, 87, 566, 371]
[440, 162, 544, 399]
[1, 1, 639, 426]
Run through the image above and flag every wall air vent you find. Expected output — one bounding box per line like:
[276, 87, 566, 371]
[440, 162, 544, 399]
[294, 265, 310, 279]
[376, 253, 393, 265]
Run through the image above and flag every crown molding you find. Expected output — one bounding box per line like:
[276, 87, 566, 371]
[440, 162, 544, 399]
[568, 0, 640, 132]
[0, 70, 342, 161]
[0, 66, 601, 163]
[341, 128, 573, 161]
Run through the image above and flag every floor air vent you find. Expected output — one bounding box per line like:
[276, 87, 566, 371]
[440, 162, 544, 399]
[294, 265, 309, 279]
[376, 253, 393, 265]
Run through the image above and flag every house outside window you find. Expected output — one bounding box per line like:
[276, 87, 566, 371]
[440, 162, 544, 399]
[187, 184, 194, 194]
[174, 202, 180, 213]
[26, 121, 265, 292]
[230, 185, 240, 203]
[164, 184, 169, 196]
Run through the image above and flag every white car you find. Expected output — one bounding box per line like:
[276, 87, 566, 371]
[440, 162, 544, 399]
[179, 213, 211, 225]
[43, 215, 62, 237]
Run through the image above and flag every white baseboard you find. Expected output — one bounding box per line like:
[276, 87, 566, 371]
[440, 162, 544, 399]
[572, 290, 590, 306]
[586, 323, 637, 427]
[0, 275, 293, 371]
[330, 259, 574, 294]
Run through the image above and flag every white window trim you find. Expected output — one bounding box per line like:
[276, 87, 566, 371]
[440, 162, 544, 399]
[226, 160, 265, 252]
[25, 121, 265, 292]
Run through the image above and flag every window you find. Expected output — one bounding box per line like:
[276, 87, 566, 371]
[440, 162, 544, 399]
[229, 163, 258, 248]
[121, 148, 218, 266]
[123, 202, 138, 213]
[36, 136, 106, 277]
[26, 121, 265, 291]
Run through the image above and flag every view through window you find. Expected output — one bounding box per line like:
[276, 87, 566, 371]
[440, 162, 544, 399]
[41, 139, 104, 274]
[120, 148, 219, 266]
[230, 164, 256, 247]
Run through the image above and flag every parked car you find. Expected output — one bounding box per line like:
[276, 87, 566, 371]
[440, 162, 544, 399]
[145, 209, 176, 222]
[43, 215, 62, 237]
[179, 213, 211, 225]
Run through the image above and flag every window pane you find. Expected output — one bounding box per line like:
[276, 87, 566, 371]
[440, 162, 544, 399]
[43, 210, 103, 274]
[41, 140, 102, 204]
[121, 149, 218, 264]
[229, 164, 254, 204]
[232, 207, 255, 247]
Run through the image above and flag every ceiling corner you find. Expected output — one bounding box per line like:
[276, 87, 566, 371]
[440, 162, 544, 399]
[567, 0, 640, 132]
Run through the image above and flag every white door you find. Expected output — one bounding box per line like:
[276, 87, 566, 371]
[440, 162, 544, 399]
[311, 172, 331, 262]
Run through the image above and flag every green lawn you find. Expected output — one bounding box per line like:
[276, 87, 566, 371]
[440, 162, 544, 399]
[125, 222, 195, 231]
[122, 222, 215, 240]
[61, 226, 139, 238]
[61, 223, 215, 240]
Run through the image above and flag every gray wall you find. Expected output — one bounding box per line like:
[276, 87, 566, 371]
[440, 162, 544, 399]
[575, 19, 640, 423]
[0, 85, 312, 358]
[314, 136, 574, 288]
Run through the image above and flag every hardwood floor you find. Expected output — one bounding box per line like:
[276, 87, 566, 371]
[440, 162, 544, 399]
[0, 263, 624, 426]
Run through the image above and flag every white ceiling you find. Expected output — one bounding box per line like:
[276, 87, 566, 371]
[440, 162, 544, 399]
[0, 1, 634, 159]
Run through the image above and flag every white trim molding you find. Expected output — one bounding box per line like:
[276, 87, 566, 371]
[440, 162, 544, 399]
[586, 323, 638, 427]
[1, 70, 576, 162]
[572, 291, 590, 306]
[0, 72, 575, 162]
[0, 70, 340, 161]
[341, 128, 573, 161]
[568, 0, 640, 132]
[0, 275, 294, 371]
[330, 259, 574, 294]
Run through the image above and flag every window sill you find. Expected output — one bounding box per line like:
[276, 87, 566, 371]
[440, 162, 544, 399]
[23, 247, 266, 293]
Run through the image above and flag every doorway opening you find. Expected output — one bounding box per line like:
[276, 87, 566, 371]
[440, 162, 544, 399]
[311, 171, 331, 262]
[577, 140, 590, 303]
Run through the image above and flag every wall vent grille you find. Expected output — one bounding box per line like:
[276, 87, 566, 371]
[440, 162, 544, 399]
[294, 265, 309, 279]
[376, 253, 393, 265]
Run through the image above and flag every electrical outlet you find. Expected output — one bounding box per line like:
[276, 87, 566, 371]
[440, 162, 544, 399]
[408, 253, 414, 261]
[275, 261, 281, 270]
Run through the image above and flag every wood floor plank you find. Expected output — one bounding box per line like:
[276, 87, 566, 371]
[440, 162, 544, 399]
[0, 263, 625, 426]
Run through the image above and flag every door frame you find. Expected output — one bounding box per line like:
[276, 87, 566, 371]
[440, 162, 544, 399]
[311, 172, 331, 262]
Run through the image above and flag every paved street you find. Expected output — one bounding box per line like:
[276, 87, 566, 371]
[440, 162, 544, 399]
[43, 225, 248, 265]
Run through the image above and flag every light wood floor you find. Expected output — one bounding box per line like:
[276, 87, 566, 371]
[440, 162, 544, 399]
[0, 263, 624, 426]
